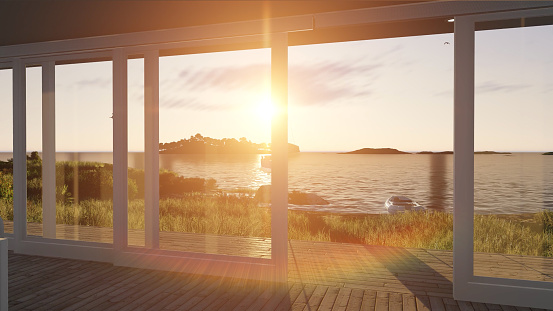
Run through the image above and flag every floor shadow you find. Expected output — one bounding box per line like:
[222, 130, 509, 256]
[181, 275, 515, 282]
[362, 244, 452, 309]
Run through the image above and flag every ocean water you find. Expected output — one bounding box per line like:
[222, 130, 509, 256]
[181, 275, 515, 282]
[1, 152, 552, 215]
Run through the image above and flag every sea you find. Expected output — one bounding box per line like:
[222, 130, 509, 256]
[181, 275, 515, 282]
[2, 152, 552, 215]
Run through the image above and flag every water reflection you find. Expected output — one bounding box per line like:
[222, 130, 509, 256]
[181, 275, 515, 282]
[159, 154, 271, 191]
[544, 156, 553, 210]
[428, 155, 448, 212]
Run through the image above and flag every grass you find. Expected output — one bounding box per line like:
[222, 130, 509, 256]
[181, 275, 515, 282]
[296, 211, 552, 256]
[1, 195, 552, 257]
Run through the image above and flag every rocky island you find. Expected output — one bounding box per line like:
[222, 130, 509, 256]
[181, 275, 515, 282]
[160, 133, 299, 154]
[417, 151, 453, 154]
[340, 148, 410, 155]
[474, 151, 511, 155]
[417, 151, 512, 154]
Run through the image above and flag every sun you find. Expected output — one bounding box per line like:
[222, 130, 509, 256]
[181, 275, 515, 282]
[256, 96, 275, 121]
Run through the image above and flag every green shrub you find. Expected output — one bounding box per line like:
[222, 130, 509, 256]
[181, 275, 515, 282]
[0, 171, 13, 202]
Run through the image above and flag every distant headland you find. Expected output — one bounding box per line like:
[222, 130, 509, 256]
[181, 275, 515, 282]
[340, 148, 514, 155]
[159, 133, 299, 154]
[339, 148, 409, 155]
[474, 151, 511, 155]
[417, 151, 453, 154]
[419, 151, 512, 154]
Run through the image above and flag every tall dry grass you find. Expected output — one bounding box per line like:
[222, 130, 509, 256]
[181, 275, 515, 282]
[1, 195, 551, 257]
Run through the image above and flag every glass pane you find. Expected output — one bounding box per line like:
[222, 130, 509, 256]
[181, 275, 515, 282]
[128, 58, 145, 247]
[288, 35, 454, 288]
[26, 67, 43, 237]
[158, 48, 271, 258]
[54, 61, 113, 243]
[474, 20, 553, 281]
[0, 69, 13, 234]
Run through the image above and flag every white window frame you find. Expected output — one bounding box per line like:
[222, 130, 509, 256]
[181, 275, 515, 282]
[2, 0, 552, 287]
[7, 17, 311, 282]
[453, 7, 553, 309]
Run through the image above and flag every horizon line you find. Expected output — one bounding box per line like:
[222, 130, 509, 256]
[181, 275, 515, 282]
[1, 150, 552, 154]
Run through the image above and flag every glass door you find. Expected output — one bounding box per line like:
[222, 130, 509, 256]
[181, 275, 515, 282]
[454, 7, 553, 309]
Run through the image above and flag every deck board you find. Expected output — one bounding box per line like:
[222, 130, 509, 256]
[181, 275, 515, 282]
[5, 222, 553, 310]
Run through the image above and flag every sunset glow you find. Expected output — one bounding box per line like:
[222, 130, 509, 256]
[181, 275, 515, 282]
[0, 27, 552, 152]
[256, 95, 275, 122]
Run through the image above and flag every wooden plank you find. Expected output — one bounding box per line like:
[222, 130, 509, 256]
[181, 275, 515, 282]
[318, 286, 340, 311]
[291, 284, 317, 311]
[274, 283, 306, 311]
[331, 287, 352, 311]
[375, 291, 389, 311]
[174, 277, 222, 311]
[429, 296, 447, 311]
[499, 305, 517, 311]
[472, 302, 489, 311]
[12, 262, 122, 310]
[161, 277, 214, 311]
[304, 285, 328, 311]
[360, 290, 377, 310]
[116, 272, 194, 311]
[125, 275, 205, 311]
[416, 296, 432, 311]
[53, 268, 143, 310]
[7, 240, 553, 311]
[446, 304, 462, 311]
[215, 280, 261, 311]
[244, 285, 278, 311]
[345, 288, 364, 311]
[402, 293, 417, 311]
[389, 292, 403, 311]
[188, 280, 240, 311]
[251, 285, 291, 311]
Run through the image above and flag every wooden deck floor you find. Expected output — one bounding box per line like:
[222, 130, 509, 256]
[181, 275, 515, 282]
[5, 222, 553, 310]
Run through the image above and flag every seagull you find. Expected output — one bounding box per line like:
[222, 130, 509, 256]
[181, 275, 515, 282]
[444, 42, 450, 45]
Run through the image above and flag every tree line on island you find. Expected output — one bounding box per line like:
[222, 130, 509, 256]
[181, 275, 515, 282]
[159, 133, 299, 154]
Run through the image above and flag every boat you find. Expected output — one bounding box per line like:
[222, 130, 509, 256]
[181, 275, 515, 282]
[385, 196, 425, 214]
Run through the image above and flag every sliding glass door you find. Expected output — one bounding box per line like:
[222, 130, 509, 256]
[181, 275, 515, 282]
[454, 7, 553, 309]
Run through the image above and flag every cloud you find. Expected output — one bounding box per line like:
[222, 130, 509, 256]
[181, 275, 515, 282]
[159, 60, 380, 109]
[289, 62, 379, 106]
[74, 78, 111, 88]
[433, 82, 531, 98]
[434, 89, 453, 97]
[176, 64, 270, 93]
[476, 81, 530, 94]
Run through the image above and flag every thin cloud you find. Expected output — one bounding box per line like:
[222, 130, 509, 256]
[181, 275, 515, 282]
[159, 60, 380, 109]
[176, 64, 269, 92]
[74, 78, 111, 88]
[476, 81, 530, 93]
[434, 89, 453, 97]
[289, 61, 379, 106]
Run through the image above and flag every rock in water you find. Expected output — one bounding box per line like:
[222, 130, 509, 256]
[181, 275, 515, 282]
[289, 191, 330, 205]
[255, 185, 272, 203]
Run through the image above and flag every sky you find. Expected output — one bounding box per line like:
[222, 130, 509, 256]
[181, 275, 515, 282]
[0, 25, 552, 153]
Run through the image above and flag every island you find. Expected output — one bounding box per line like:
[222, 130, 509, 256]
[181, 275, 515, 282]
[543, 152, 553, 155]
[417, 151, 511, 154]
[339, 148, 410, 155]
[159, 133, 300, 154]
[474, 151, 511, 155]
[417, 151, 453, 154]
